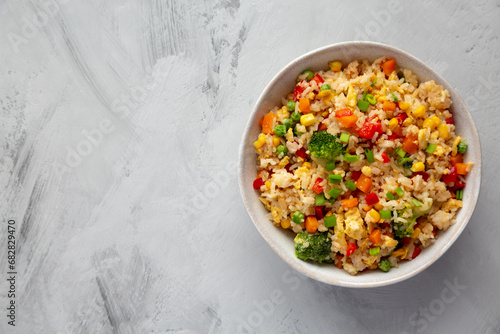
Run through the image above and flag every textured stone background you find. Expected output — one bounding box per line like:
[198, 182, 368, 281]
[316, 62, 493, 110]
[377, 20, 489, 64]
[0, 0, 499, 333]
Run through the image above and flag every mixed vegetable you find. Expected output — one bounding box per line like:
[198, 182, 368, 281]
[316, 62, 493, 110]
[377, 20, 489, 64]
[252, 58, 471, 274]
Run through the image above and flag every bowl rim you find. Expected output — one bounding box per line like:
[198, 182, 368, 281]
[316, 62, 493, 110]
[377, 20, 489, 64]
[238, 41, 482, 288]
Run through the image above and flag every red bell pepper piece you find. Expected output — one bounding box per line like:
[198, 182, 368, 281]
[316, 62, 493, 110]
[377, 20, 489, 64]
[394, 112, 408, 124]
[312, 178, 324, 194]
[365, 192, 380, 205]
[401, 237, 412, 245]
[453, 179, 466, 190]
[412, 171, 430, 182]
[253, 177, 265, 189]
[359, 121, 383, 139]
[351, 170, 362, 181]
[315, 206, 324, 220]
[318, 122, 328, 131]
[412, 246, 422, 259]
[381, 151, 390, 163]
[346, 242, 357, 257]
[445, 117, 454, 125]
[335, 108, 353, 118]
[296, 147, 307, 160]
[293, 82, 306, 102]
[285, 163, 293, 174]
[310, 74, 324, 85]
[442, 166, 457, 183]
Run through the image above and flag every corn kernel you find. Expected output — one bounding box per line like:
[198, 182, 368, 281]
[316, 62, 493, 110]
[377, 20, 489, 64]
[413, 105, 426, 118]
[253, 133, 267, 148]
[411, 227, 421, 239]
[329, 60, 342, 72]
[317, 90, 331, 98]
[300, 114, 316, 126]
[265, 181, 271, 189]
[374, 203, 384, 211]
[281, 220, 291, 229]
[399, 102, 411, 111]
[362, 166, 372, 177]
[377, 95, 386, 102]
[347, 84, 356, 107]
[411, 161, 425, 172]
[308, 92, 315, 99]
[302, 162, 312, 169]
[438, 123, 449, 139]
[368, 209, 381, 222]
[389, 118, 398, 131]
[423, 118, 436, 130]
[431, 116, 441, 127]
[403, 117, 413, 126]
[272, 135, 280, 146]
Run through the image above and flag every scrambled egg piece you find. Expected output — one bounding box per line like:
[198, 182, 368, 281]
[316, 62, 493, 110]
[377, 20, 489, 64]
[344, 208, 367, 241]
[330, 212, 347, 254]
[381, 235, 398, 256]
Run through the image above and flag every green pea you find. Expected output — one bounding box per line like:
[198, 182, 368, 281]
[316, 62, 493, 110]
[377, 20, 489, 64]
[274, 124, 286, 137]
[283, 118, 294, 131]
[291, 111, 302, 122]
[320, 84, 331, 91]
[302, 70, 314, 80]
[275, 145, 288, 158]
[378, 258, 391, 272]
[457, 142, 467, 154]
[287, 100, 296, 112]
[292, 211, 305, 224]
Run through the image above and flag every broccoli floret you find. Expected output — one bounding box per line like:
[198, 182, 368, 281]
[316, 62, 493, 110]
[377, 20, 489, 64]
[308, 131, 344, 161]
[294, 232, 332, 263]
[392, 199, 433, 239]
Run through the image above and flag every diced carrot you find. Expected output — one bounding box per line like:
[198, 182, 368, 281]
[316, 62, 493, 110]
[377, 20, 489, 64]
[335, 254, 343, 269]
[305, 216, 319, 233]
[299, 98, 310, 113]
[401, 134, 418, 155]
[261, 112, 276, 134]
[356, 174, 372, 193]
[383, 100, 397, 112]
[369, 229, 382, 246]
[338, 115, 359, 128]
[318, 122, 328, 131]
[455, 163, 468, 175]
[382, 58, 396, 75]
[450, 154, 463, 165]
[341, 198, 359, 208]
[335, 108, 353, 118]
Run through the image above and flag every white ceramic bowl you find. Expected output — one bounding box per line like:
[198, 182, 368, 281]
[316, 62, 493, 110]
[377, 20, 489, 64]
[238, 42, 481, 288]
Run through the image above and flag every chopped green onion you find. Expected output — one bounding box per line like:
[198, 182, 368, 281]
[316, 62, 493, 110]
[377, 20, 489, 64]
[326, 161, 336, 171]
[315, 193, 326, 206]
[371, 78, 378, 87]
[366, 94, 377, 105]
[328, 187, 343, 200]
[346, 180, 357, 191]
[365, 149, 375, 163]
[395, 187, 404, 197]
[344, 153, 360, 162]
[291, 111, 302, 122]
[291, 211, 305, 224]
[412, 199, 423, 207]
[391, 93, 398, 102]
[357, 99, 370, 112]
[320, 84, 332, 91]
[456, 190, 463, 200]
[324, 215, 337, 227]
[287, 100, 296, 112]
[369, 247, 381, 256]
[380, 209, 392, 219]
[302, 70, 314, 80]
[339, 132, 351, 143]
[362, 91, 367, 100]
[328, 174, 342, 183]
[398, 157, 413, 166]
[396, 147, 407, 158]
[379, 258, 391, 272]
[425, 143, 437, 154]
[457, 142, 467, 154]
[386, 191, 395, 200]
